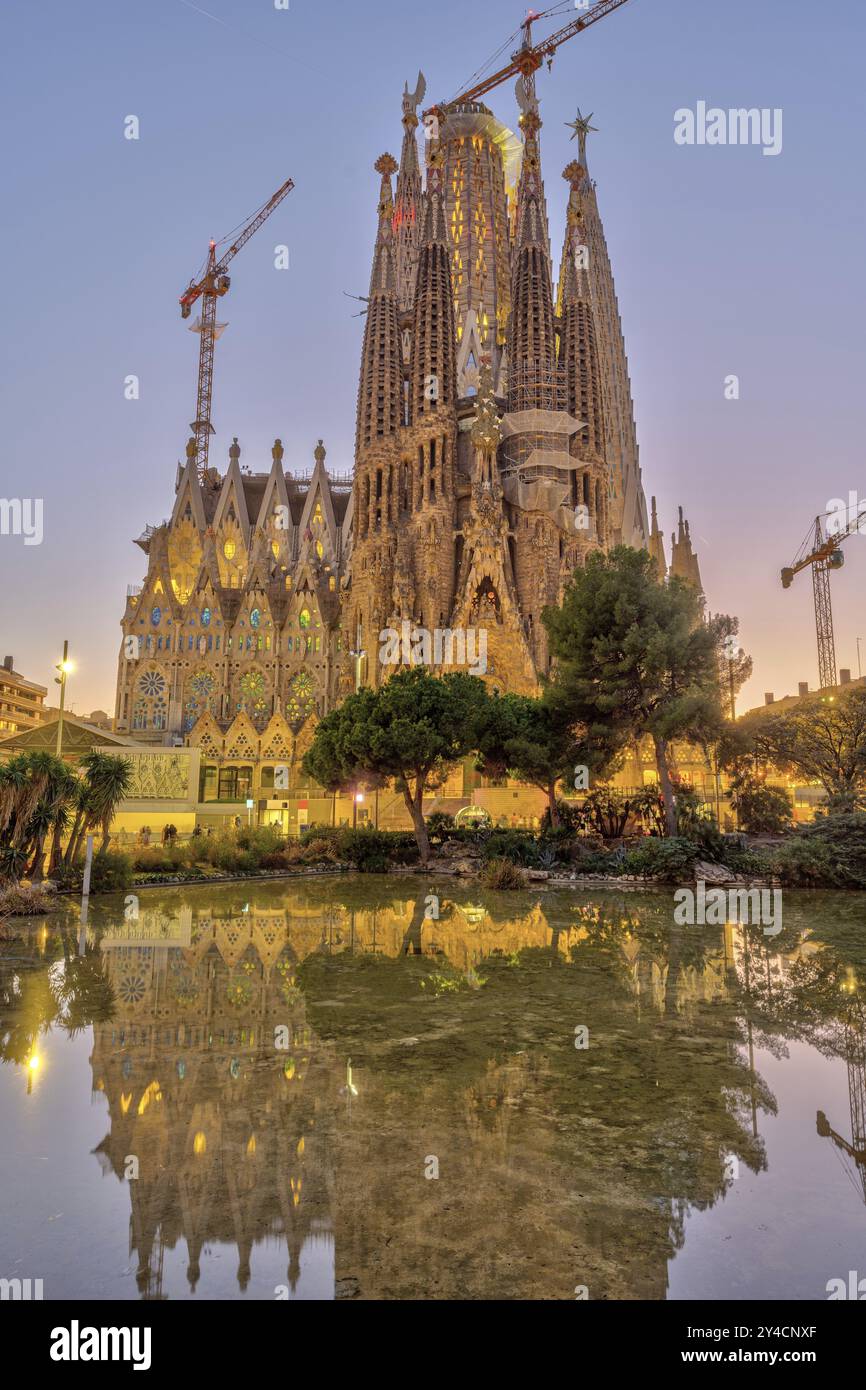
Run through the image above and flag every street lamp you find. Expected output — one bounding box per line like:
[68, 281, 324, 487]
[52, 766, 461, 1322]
[353, 790, 364, 830]
[55, 641, 74, 758]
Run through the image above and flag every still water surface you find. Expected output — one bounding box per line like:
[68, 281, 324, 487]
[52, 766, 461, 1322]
[1, 876, 864, 1300]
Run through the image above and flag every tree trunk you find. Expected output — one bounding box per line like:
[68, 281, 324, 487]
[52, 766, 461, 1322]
[653, 735, 678, 837]
[403, 782, 431, 865]
[49, 825, 63, 876]
[28, 832, 47, 881]
[98, 817, 111, 858]
[547, 782, 560, 829]
[63, 811, 83, 867]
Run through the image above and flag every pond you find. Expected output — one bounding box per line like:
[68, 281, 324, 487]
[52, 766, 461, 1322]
[0, 876, 865, 1301]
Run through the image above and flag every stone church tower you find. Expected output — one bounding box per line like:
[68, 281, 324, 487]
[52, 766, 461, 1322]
[346, 73, 675, 695]
[114, 72, 700, 769]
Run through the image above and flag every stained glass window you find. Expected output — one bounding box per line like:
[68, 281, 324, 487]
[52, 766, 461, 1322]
[151, 606, 161, 626]
[224, 541, 236, 560]
[285, 671, 315, 734]
[250, 609, 261, 629]
[299, 608, 311, 629]
[201, 608, 211, 627]
[238, 670, 269, 725]
[139, 671, 166, 697]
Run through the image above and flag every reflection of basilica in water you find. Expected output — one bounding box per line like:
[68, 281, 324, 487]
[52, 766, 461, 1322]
[78, 882, 817, 1300]
[4, 881, 863, 1300]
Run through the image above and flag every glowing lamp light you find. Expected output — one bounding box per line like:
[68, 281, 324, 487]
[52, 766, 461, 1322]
[354, 793, 365, 803]
[60, 660, 74, 675]
[27, 1053, 41, 1074]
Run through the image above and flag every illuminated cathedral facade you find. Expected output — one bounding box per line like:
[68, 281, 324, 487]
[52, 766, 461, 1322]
[114, 73, 701, 801]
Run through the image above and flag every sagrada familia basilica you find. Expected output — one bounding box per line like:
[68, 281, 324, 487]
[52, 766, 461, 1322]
[114, 73, 702, 783]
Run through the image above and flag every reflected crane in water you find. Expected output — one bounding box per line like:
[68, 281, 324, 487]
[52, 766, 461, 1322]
[817, 999, 866, 1205]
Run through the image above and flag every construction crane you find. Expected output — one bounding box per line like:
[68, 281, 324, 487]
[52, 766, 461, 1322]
[425, 0, 633, 119]
[781, 506, 863, 690]
[179, 177, 295, 483]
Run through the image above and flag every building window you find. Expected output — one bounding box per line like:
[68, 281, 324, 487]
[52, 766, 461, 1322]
[217, 766, 254, 801]
[198, 764, 219, 802]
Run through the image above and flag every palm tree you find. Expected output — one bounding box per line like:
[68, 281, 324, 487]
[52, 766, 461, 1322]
[0, 753, 73, 882]
[26, 760, 77, 881]
[88, 752, 133, 857]
[67, 753, 132, 861]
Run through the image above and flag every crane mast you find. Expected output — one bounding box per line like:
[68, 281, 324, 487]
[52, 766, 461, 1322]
[781, 507, 863, 690]
[179, 177, 295, 484]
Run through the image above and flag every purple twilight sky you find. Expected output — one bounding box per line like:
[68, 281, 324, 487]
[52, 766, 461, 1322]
[1, 0, 864, 713]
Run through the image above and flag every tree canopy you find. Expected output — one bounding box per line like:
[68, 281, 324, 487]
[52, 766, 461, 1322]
[302, 667, 490, 862]
[543, 547, 728, 833]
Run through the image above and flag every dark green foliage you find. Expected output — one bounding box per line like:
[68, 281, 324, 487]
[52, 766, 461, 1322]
[773, 813, 866, 889]
[88, 850, 133, 893]
[425, 812, 456, 841]
[303, 668, 489, 862]
[481, 831, 544, 867]
[730, 777, 793, 835]
[543, 547, 729, 834]
[621, 837, 703, 883]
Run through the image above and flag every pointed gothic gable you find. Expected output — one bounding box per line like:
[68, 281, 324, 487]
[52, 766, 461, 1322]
[254, 448, 295, 571]
[212, 447, 252, 588]
[296, 455, 339, 570]
[223, 712, 260, 761]
[187, 709, 223, 757]
[260, 712, 293, 761]
[170, 458, 208, 534]
[456, 309, 485, 397]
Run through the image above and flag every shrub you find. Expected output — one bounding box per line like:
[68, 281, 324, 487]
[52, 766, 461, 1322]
[622, 837, 703, 883]
[89, 850, 134, 893]
[480, 857, 527, 890]
[774, 812, 866, 889]
[0, 883, 62, 919]
[303, 836, 342, 864]
[426, 812, 456, 841]
[730, 778, 793, 834]
[336, 828, 394, 874]
[236, 825, 285, 858]
[540, 800, 583, 834]
[771, 836, 838, 887]
[259, 851, 293, 871]
[481, 830, 541, 867]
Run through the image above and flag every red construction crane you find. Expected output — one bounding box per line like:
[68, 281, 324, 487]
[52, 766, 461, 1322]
[179, 177, 295, 483]
[425, 0, 634, 119]
[781, 506, 864, 690]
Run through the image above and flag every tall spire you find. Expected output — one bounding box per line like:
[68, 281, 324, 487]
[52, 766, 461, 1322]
[669, 505, 703, 593]
[410, 149, 457, 423]
[356, 154, 403, 453]
[648, 495, 667, 576]
[563, 108, 648, 549]
[558, 161, 606, 467]
[508, 83, 556, 413]
[395, 72, 425, 313]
